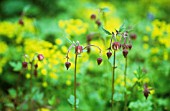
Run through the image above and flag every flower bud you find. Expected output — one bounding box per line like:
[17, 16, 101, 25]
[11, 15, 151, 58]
[22, 62, 28, 68]
[91, 14, 96, 20]
[123, 49, 128, 58]
[65, 62, 71, 70]
[86, 34, 92, 42]
[34, 64, 38, 69]
[18, 19, 24, 26]
[128, 44, 132, 50]
[97, 58, 102, 65]
[75, 46, 83, 54]
[112, 42, 121, 50]
[95, 20, 101, 27]
[37, 54, 44, 61]
[106, 51, 112, 59]
[121, 44, 128, 50]
[130, 33, 137, 40]
[34, 69, 38, 77]
[143, 84, 150, 99]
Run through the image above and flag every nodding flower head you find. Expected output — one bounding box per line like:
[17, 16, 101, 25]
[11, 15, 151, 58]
[106, 51, 112, 59]
[123, 49, 128, 58]
[97, 57, 102, 65]
[128, 44, 132, 50]
[22, 62, 28, 68]
[75, 45, 83, 54]
[86, 34, 92, 42]
[65, 62, 71, 70]
[90, 14, 96, 20]
[37, 54, 44, 61]
[95, 20, 101, 27]
[143, 84, 150, 99]
[130, 33, 137, 40]
[112, 42, 121, 50]
[18, 19, 24, 26]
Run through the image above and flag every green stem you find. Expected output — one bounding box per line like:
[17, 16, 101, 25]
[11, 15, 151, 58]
[124, 57, 128, 111]
[74, 54, 78, 111]
[111, 50, 116, 111]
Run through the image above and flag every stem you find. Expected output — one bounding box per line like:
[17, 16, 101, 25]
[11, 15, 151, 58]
[111, 50, 116, 111]
[74, 54, 78, 111]
[124, 57, 128, 111]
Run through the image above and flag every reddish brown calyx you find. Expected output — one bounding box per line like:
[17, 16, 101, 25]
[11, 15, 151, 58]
[65, 62, 71, 70]
[37, 54, 44, 61]
[97, 57, 102, 65]
[75, 45, 83, 54]
[112, 42, 121, 50]
[106, 51, 112, 59]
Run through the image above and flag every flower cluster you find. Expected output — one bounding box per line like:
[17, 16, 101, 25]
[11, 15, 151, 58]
[22, 54, 44, 77]
[65, 41, 102, 70]
[105, 30, 133, 59]
[58, 19, 88, 36]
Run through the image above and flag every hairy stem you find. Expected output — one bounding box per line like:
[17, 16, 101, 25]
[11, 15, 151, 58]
[74, 54, 78, 111]
[111, 50, 116, 111]
[124, 57, 128, 111]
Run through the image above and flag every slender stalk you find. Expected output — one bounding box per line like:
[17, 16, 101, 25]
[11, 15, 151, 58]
[111, 50, 116, 111]
[74, 54, 78, 111]
[124, 57, 128, 111]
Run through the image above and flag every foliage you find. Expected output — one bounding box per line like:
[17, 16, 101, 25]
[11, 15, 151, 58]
[0, 0, 170, 111]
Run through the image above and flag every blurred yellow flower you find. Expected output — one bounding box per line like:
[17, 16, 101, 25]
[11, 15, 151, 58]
[132, 78, 138, 83]
[0, 41, 8, 54]
[163, 51, 168, 61]
[58, 19, 88, 36]
[55, 38, 62, 45]
[143, 78, 150, 83]
[26, 73, 31, 79]
[42, 82, 48, 87]
[61, 46, 68, 53]
[50, 73, 58, 80]
[143, 36, 149, 42]
[37, 108, 50, 111]
[66, 80, 71, 86]
[41, 69, 47, 76]
[151, 48, 159, 54]
[143, 43, 149, 50]
[151, 56, 158, 63]
[150, 89, 155, 95]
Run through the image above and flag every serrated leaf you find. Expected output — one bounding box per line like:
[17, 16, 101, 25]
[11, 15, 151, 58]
[23, 5, 30, 13]
[68, 95, 74, 105]
[67, 95, 79, 107]
[101, 27, 111, 35]
[101, 7, 109, 12]
[48, 96, 56, 105]
[119, 20, 128, 32]
[9, 61, 22, 71]
[8, 88, 17, 98]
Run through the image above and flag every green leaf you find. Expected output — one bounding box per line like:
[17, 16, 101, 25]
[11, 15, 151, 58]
[9, 61, 22, 71]
[48, 96, 56, 105]
[68, 95, 74, 105]
[23, 5, 30, 13]
[8, 88, 17, 98]
[68, 95, 79, 107]
[101, 27, 111, 35]
[101, 7, 109, 12]
[119, 20, 128, 32]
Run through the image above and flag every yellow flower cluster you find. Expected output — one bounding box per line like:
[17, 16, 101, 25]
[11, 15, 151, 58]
[144, 19, 170, 62]
[0, 17, 36, 42]
[23, 38, 66, 85]
[151, 20, 170, 48]
[58, 19, 88, 36]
